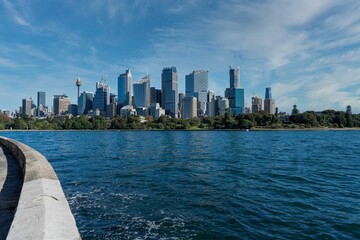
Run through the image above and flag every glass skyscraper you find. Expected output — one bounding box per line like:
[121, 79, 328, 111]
[229, 67, 240, 89]
[185, 70, 208, 116]
[264, 87, 275, 114]
[37, 91, 46, 116]
[93, 82, 110, 116]
[225, 67, 245, 115]
[161, 66, 178, 117]
[118, 69, 132, 106]
[78, 91, 93, 115]
[133, 75, 150, 108]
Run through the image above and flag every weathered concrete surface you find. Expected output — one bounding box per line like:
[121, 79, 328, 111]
[0, 146, 23, 240]
[0, 137, 81, 240]
[7, 178, 80, 240]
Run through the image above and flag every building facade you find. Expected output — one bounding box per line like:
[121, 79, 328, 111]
[252, 96, 262, 113]
[220, 98, 229, 115]
[264, 87, 275, 114]
[229, 67, 240, 89]
[206, 90, 215, 117]
[78, 91, 93, 115]
[225, 67, 245, 116]
[182, 96, 197, 119]
[161, 66, 178, 117]
[37, 91, 46, 117]
[53, 94, 70, 115]
[185, 70, 208, 116]
[118, 69, 132, 107]
[93, 82, 110, 116]
[149, 103, 165, 118]
[22, 98, 32, 117]
[133, 76, 150, 108]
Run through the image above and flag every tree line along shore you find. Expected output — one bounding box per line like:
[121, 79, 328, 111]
[0, 110, 360, 131]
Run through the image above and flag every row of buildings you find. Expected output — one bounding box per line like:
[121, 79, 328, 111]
[15, 67, 276, 119]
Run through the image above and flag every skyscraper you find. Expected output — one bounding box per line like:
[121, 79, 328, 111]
[252, 96, 262, 113]
[93, 81, 110, 116]
[133, 75, 150, 108]
[150, 87, 162, 105]
[37, 91, 45, 109]
[37, 91, 46, 117]
[78, 91, 93, 115]
[178, 93, 185, 116]
[53, 94, 70, 115]
[161, 66, 178, 117]
[118, 69, 132, 107]
[185, 70, 208, 116]
[229, 67, 240, 89]
[264, 87, 275, 114]
[206, 90, 215, 117]
[22, 98, 32, 116]
[225, 67, 245, 115]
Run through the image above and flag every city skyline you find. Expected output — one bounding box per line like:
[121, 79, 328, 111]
[1, 1, 360, 113]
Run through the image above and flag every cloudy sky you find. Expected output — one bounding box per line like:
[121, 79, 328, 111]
[1, 0, 360, 113]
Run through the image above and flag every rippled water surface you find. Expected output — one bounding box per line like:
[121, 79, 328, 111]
[1, 130, 360, 239]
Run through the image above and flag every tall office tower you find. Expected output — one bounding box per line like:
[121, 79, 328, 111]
[229, 66, 240, 89]
[161, 66, 178, 117]
[182, 96, 197, 119]
[206, 90, 215, 117]
[37, 91, 46, 117]
[110, 93, 117, 104]
[78, 91, 93, 115]
[185, 70, 208, 116]
[252, 96, 262, 113]
[178, 93, 185, 117]
[264, 87, 275, 114]
[93, 81, 110, 116]
[22, 98, 32, 116]
[150, 87, 157, 104]
[133, 75, 150, 108]
[118, 69, 132, 107]
[220, 98, 229, 115]
[225, 67, 245, 115]
[225, 88, 245, 115]
[150, 87, 162, 105]
[53, 94, 70, 115]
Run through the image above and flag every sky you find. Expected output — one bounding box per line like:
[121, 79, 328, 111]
[1, 0, 360, 114]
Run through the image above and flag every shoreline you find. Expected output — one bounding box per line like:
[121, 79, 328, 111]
[1, 127, 360, 132]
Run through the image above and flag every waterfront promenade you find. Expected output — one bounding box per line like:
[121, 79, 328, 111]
[0, 145, 22, 239]
[0, 137, 80, 240]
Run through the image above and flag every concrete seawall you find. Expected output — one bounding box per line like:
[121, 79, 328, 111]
[0, 137, 81, 240]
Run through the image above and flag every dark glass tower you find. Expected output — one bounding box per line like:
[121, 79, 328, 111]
[161, 66, 178, 117]
[229, 67, 240, 89]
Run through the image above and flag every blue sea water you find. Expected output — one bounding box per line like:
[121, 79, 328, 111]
[1, 130, 360, 239]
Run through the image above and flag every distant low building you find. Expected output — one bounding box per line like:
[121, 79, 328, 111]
[120, 105, 136, 117]
[149, 103, 165, 118]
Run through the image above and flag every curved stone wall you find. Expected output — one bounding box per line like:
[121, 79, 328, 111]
[0, 137, 81, 240]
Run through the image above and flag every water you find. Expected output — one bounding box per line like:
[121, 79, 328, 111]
[1, 130, 360, 239]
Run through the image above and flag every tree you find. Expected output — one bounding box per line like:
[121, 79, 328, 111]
[291, 105, 299, 115]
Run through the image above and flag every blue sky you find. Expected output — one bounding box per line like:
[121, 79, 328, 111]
[1, 0, 360, 114]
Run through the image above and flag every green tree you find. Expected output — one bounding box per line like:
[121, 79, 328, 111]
[291, 105, 299, 115]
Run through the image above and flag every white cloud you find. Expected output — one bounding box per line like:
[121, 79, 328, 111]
[2, 0, 31, 27]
